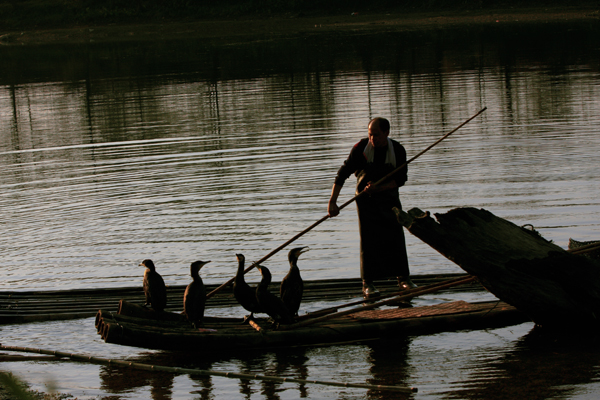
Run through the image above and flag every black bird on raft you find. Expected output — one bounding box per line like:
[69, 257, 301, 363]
[280, 246, 309, 317]
[256, 264, 294, 326]
[183, 260, 210, 327]
[233, 254, 264, 321]
[140, 259, 167, 312]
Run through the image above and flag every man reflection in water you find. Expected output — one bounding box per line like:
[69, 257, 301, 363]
[328, 117, 416, 299]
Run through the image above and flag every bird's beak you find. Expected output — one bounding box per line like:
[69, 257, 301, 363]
[299, 247, 310, 255]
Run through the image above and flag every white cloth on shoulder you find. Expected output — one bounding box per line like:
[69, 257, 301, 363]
[363, 137, 396, 167]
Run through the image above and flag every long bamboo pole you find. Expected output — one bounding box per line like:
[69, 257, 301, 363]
[0, 345, 417, 394]
[207, 107, 487, 299]
[282, 276, 477, 330]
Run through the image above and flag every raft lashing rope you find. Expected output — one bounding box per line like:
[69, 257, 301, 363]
[0, 345, 417, 394]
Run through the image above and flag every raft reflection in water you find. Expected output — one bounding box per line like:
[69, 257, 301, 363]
[96, 340, 415, 399]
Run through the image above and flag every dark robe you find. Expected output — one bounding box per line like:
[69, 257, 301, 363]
[335, 137, 410, 281]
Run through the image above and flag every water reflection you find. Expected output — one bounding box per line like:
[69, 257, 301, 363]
[236, 350, 310, 400]
[190, 375, 213, 400]
[6, 317, 600, 399]
[99, 351, 216, 399]
[366, 337, 412, 399]
[96, 347, 314, 399]
[100, 365, 176, 400]
[94, 337, 414, 399]
[443, 327, 600, 400]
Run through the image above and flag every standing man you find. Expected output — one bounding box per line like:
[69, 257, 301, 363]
[328, 117, 416, 299]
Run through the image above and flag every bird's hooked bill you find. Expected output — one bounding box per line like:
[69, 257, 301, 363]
[299, 247, 310, 254]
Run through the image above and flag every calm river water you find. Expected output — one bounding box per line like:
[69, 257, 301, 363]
[1, 17, 600, 399]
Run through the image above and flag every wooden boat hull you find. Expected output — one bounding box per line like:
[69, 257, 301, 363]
[395, 206, 600, 331]
[95, 300, 529, 351]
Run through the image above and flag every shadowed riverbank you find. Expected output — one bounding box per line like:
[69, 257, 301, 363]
[0, 1, 598, 45]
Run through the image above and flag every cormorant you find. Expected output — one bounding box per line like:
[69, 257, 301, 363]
[280, 246, 309, 317]
[233, 254, 263, 320]
[140, 259, 167, 312]
[255, 264, 294, 325]
[183, 260, 211, 327]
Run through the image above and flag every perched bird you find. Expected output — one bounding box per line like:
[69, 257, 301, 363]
[280, 246, 309, 317]
[233, 254, 264, 320]
[255, 264, 294, 325]
[183, 260, 211, 327]
[140, 259, 167, 312]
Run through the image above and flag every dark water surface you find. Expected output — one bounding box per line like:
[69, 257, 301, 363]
[1, 19, 600, 399]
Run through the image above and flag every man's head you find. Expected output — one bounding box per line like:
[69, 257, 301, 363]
[368, 117, 390, 148]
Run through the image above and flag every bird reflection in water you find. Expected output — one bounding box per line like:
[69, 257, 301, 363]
[97, 348, 307, 399]
[99, 352, 214, 400]
[99, 364, 175, 400]
[189, 374, 213, 400]
[236, 348, 309, 399]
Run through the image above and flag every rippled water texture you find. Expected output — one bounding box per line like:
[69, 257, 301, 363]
[1, 19, 599, 399]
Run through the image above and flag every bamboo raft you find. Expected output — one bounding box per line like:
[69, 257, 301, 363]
[0, 273, 481, 324]
[95, 298, 528, 352]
